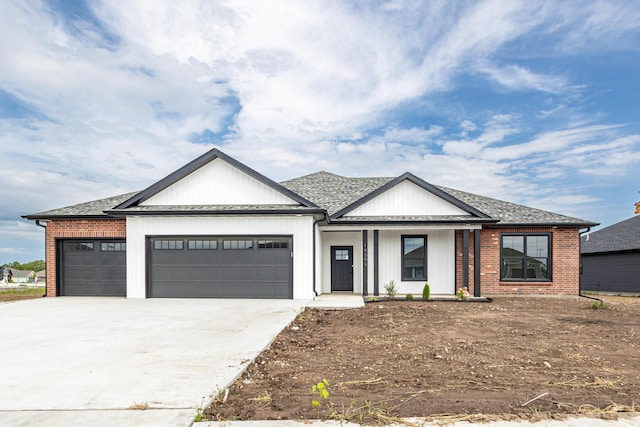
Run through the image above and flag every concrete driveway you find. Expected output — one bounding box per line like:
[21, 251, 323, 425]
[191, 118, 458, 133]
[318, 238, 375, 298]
[0, 297, 307, 426]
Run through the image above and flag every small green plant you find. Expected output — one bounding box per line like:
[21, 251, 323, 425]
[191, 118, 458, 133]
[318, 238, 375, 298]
[456, 286, 470, 301]
[369, 296, 378, 302]
[586, 300, 608, 310]
[193, 407, 206, 422]
[384, 280, 398, 299]
[422, 283, 430, 300]
[312, 378, 330, 407]
[406, 293, 414, 300]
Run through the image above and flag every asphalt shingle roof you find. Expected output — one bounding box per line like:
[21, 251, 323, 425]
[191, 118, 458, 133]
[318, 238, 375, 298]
[581, 215, 640, 253]
[24, 192, 139, 219]
[281, 172, 596, 226]
[24, 171, 597, 227]
[280, 172, 393, 216]
[437, 186, 594, 226]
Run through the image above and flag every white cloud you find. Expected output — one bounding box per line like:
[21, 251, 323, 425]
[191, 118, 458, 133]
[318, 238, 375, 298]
[477, 63, 569, 93]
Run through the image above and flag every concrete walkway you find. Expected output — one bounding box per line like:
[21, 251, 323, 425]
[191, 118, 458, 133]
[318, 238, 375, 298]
[306, 293, 365, 309]
[0, 297, 306, 426]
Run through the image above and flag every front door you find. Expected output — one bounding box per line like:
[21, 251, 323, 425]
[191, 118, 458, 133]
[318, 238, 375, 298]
[331, 246, 353, 292]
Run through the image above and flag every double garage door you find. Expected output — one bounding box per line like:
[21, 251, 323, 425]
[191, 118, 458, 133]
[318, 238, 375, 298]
[148, 236, 293, 298]
[59, 236, 293, 298]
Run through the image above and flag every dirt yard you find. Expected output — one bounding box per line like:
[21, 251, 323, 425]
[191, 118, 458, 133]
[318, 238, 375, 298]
[206, 296, 640, 424]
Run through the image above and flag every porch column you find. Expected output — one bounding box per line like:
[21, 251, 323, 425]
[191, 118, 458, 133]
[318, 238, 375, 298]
[362, 230, 368, 296]
[462, 230, 469, 289]
[474, 229, 481, 297]
[373, 230, 379, 296]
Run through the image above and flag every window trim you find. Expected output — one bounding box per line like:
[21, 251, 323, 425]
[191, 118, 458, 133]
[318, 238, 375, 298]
[401, 235, 428, 281]
[500, 232, 552, 282]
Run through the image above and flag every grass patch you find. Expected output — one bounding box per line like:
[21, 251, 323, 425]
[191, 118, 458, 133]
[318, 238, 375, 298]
[0, 287, 45, 296]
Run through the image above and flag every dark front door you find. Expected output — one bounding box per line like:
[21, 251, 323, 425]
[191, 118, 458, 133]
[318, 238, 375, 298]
[331, 246, 353, 292]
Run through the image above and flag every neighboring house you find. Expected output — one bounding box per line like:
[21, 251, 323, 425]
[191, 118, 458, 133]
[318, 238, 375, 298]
[581, 215, 640, 293]
[36, 270, 46, 284]
[23, 148, 597, 299]
[1, 268, 34, 283]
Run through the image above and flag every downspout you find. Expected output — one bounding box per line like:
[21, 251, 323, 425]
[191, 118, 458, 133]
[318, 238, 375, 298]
[311, 215, 325, 298]
[578, 227, 603, 305]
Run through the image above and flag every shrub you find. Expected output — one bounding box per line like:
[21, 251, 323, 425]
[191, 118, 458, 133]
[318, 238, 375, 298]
[406, 293, 414, 301]
[384, 280, 398, 299]
[422, 283, 430, 300]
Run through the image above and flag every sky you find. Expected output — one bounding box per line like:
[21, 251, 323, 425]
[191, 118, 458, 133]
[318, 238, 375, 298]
[1, 0, 639, 264]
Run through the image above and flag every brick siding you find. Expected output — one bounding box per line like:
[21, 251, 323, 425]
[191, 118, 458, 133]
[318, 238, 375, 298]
[44, 219, 126, 297]
[456, 227, 581, 296]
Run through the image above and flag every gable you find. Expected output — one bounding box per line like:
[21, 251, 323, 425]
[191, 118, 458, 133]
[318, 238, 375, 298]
[344, 180, 471, 217]
[140, 158, 299, 206]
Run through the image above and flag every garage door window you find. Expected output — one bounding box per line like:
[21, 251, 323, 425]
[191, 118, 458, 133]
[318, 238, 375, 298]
[188, 240, 218, 250]
[101, 242, 126, 251]
[66, 242, 94, 251]
[223, 239, 253, 250]
[154, 240, 184, 250]
[258, 239, 288, 249]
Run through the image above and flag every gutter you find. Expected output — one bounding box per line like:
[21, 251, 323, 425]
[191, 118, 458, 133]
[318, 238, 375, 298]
[578, 227, 604, 305]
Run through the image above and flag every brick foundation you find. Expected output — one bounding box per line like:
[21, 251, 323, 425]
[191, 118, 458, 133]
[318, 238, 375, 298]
[44, 219, 126, 297]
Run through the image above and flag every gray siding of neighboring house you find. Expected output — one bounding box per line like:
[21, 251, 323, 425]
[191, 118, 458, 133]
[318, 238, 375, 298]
[581, 251, 640, 293]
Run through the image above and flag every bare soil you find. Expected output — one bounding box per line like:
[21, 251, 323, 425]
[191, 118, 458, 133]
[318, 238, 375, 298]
[206, 296, 640, 424]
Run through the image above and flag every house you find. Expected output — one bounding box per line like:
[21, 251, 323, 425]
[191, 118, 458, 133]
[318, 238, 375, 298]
[581, 215, 640, 293]
[23, 148, 597, 299]
[0, 268, 34, 284]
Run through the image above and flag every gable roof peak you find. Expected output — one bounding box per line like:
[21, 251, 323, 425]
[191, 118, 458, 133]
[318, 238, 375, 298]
[329, 171, 491, 219]
[113, 147, 317, 210]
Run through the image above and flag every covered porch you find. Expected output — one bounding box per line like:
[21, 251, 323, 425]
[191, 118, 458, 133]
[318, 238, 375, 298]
[315, 224, 482, 297]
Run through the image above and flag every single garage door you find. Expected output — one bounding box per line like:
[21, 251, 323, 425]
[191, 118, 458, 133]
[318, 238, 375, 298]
[148, 236, 293, 298]
[58, 239, 126, 296]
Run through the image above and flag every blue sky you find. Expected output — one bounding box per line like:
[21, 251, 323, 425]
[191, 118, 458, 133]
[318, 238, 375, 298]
[1, 0, 639, 264]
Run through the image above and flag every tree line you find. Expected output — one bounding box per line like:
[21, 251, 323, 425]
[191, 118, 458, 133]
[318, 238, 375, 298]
[2, 260, 46, 272]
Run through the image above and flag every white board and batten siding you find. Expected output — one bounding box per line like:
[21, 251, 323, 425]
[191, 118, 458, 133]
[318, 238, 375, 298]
[126, 215, 315, 299]
[318, 229, 455, 296]
[375, 229, 455, 295]
[141, 158, 298, 206]
[345, 180, 470, 217]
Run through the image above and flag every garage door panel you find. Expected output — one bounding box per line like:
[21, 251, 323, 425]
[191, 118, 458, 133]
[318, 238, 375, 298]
[60, 239, 126, 296]
[149, 236, 293, 299]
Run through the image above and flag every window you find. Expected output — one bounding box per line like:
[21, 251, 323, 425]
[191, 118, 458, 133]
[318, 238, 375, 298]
[334, 249, 349, 260]
[501, 234, 551, 281]
[188, 240, 218, 250]
[223, 239, 253, 250]
[66, 242, 94, 252]
[101, 242, 126, 251]
[153, 240, 184, 250]
[258, 239, 288, 249]
[402, 236, 427, 280]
